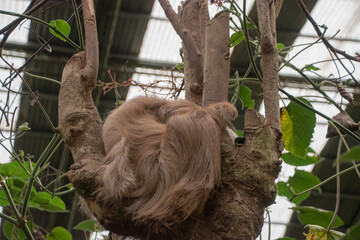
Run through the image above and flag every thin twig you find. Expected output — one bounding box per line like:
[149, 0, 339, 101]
[290, 162, 360, 200]
[327, 134, 341, 231]
[0, 212, 17, 225]
[295, 0, 359, 85]
[71, 0, 85, 50]
[1, 56, 56, 131]
[24, 72, 61, 85]
[281, 59, 342, 111]
[0, 177, 34, 239]
[335, 124, 360, 179]
[295, 0, 360, 63]
[278, 30, 326, 72]
[0, 9, 80, 51]
[20, 134, 60, 216]
[0, 0, 50, 34]
[4, 7, 80, 86]
[0, 0, 38, 48]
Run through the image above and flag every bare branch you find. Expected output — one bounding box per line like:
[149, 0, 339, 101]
[58, 0, 102, 161]
[202, 11, 230, 106]
[81, 0, 99, 89]
[199, 0, 210, 57]
[158, 0, 203, 105]
[256, 0, 280, 130]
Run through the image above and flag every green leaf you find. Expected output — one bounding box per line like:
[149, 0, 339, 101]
[288, 169, 320, 205]
[277, 43, 285, 50]
[235, 129, 244, 138]
[0, 162, 25, 178]
[33, 192, 52, 204]
[18, 122, 31, 131]
[7, 178, 37, 202]
[345, 79, 352, 86]
[277, 181, 293, 199]
[49, 19, 71, 41]
[0, 189, 10, 206]
[230, 31, 245, 48]
[302, 64, 321, 72]
[73, 219, 104, 232]
[32, 192, 67, 212]
[246, 21, 257, 29]
[335, 145, 360, 164]
[47, 227, 72, 240]
[293, 206, 344, 229]
[276, 238, 295, 240]
[343, 222, 360, 240]
[3, 220, 35, 240]
[281, 148, 319, 166]
[281, 98, 316, 158]
[237, 85, 255, 109]
[176, 62, 184, 71]
[0, 161, 34, 179]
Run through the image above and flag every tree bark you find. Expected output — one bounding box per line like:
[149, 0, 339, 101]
[158, 0, 204, 105]
[256, 0, 281, 130]
[202, 11, 230, 107]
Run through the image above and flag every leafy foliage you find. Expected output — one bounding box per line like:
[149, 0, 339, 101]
[343, 222, 360, 240]
[0, 161, 33, 179]
[46, 227, 72, 240]
[302, 64, 321, 72]
[277, 43, 285, 50]
[281, 148, 319, 166]
[278, 169, 320, 205]
[18, 122, 31, 131]
[230, 31, 245, 47]
[293, 207, 344, 229]
[49, 19, 71, 41]
[0, 161, 67, 213]
[3, 220, 35, 240]
[73, 219, 104, 232]
[237, 85, 255, 109]
[281, 98, 316, 158]
[176, 62, 184, 71]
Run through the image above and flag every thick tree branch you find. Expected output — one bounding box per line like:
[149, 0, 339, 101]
[57, 0, 104, 228]
[158, 0, 203, 105]
[81, 0, 99, 89]
[256, 0, 280, 130]
[202, 11, 230, 106]
[58, 0, 103, 163]
[199, 0, 210, 57]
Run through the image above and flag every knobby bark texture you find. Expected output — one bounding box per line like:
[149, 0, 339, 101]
[57, 0, 282, 239]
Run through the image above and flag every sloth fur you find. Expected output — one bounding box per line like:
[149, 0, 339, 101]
[102, 97, 237, 227]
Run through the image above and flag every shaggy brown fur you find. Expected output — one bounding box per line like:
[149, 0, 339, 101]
[102, 97, 237, 227]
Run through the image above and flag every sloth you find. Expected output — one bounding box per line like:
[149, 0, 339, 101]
[102, 97, 237, 227]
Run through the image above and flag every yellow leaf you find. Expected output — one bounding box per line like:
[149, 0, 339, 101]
[304, 226, 328, 240]
[280, 107, 293, 147]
